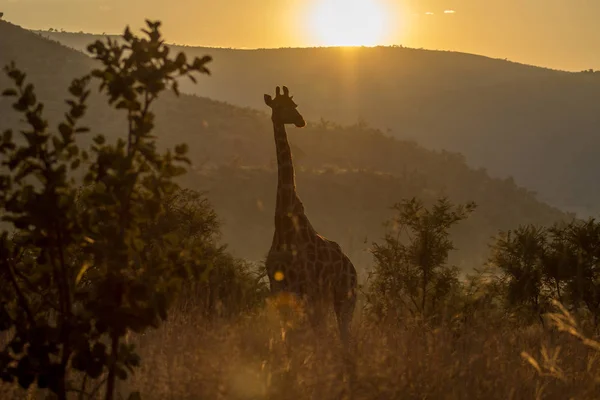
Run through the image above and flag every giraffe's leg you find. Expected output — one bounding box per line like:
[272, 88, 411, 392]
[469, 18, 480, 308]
[334, 288, 358, 397]
[306, 298, 326, 337]
[334, 288, 356, 346]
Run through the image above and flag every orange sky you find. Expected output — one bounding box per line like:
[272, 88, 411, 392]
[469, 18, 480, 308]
[1, 0, 599, 71]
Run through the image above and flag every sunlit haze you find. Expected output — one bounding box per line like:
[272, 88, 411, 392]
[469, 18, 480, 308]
[2, 0, 600, 70]
[307, 0, 391, 46]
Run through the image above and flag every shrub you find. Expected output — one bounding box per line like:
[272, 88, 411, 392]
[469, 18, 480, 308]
[0, 20, 211, 400]
[365, 197, 476, 323]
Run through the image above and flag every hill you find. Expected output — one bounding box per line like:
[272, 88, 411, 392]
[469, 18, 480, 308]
[36, 29, 600, 218]
[0, 20, 568, 275]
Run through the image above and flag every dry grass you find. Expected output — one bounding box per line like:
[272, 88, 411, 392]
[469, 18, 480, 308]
[3, 298, 600, 399]
[122, 299, 600, 400]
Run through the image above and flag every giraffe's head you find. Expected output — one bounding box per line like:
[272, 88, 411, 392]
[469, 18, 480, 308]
[264, 86, 306, 128]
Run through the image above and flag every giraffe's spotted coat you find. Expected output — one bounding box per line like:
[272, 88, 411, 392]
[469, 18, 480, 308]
[263, 86, 357, 344]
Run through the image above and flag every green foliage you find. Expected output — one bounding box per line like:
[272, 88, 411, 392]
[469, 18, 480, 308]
[0, 20, 211, 400]
[490, 218, 600, 327]
[561, 220, 600, 323]
[179, 253, 269, 319]
[146, 188, 269, 318]
[489, 225, 549, 322]
[365, 197, 476, 321]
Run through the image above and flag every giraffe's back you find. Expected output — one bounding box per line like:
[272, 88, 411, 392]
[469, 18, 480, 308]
[307, 235, 357, 299]
[266, 222, 357, 302]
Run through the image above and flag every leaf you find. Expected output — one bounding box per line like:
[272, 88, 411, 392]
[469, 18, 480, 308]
[76, 262, 91, 285]
[116, 100, 130, 110]
[93, 135, 106, 145]
[2, 130, 12, 143]
[90, 69, 104, 78]
[58, 123, 72, 138]
[174, 143, 188, 156]
[1, 89, 17, 97]
[175, 52, 187, 67]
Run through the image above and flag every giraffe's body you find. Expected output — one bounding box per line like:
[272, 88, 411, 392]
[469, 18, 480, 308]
[264, 86, 357, 343]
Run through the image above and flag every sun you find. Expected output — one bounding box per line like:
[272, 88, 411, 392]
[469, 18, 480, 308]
[307, 0, 390, 47]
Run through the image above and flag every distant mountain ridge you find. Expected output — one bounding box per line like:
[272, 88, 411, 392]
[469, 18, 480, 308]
[36, 29, 600, 218]
[0, 20, 568, 274]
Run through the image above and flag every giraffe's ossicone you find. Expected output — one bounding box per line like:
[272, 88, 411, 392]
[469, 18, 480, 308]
[264, 86, 357, 344]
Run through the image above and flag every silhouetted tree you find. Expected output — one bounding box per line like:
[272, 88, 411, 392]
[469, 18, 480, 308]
[491, 218, 600, 327]
[562, 219, 600, 326]
[146, 188, 268, 318]
[366, 197, 476, 321]
[490, 225, 549, 324]
[0, 19, 211, 400]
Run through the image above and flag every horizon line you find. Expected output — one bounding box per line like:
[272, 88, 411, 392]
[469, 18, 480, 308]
[26, 27, 582, 74]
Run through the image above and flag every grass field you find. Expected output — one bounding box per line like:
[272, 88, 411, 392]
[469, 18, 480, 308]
[4, 297, 598, 400]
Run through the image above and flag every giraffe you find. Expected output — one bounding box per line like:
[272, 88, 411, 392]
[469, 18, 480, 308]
[264, 86, 357, 344]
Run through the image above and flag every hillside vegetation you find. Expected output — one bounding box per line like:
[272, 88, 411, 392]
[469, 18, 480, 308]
[38, 29, 600, 217]
[0, 20, 568, 273]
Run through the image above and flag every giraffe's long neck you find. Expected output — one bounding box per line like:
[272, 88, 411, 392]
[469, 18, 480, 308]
[273, 122, 306, 236]
[274, 122, 302, 212]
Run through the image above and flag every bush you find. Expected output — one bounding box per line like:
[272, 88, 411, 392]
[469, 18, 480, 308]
[155, 188, 269, 318]
[365, 197, 476, 324]
[0, 20, 211, 400]
[490, 218, 600, 329]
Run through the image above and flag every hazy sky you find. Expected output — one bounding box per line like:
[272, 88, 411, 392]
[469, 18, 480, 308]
[1, 0, 600, 71]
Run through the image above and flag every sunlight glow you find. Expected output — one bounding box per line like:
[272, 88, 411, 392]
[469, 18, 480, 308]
[308, 0, 390, 46]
